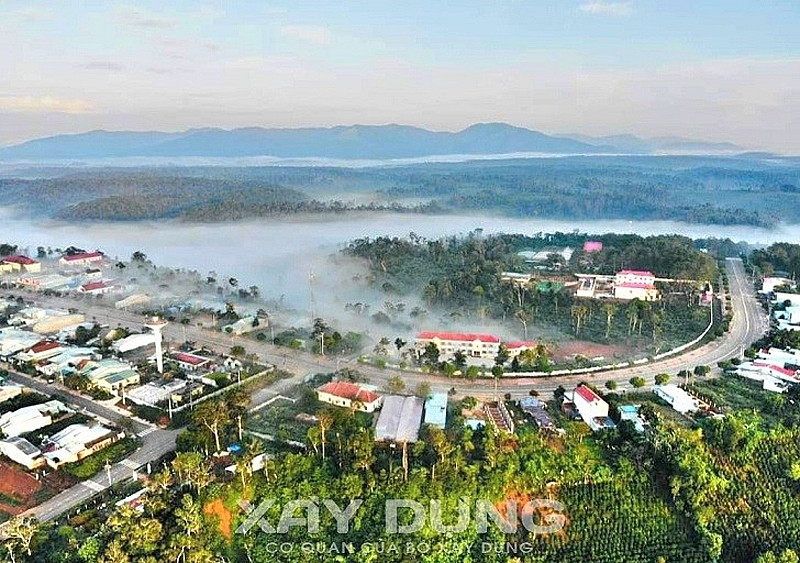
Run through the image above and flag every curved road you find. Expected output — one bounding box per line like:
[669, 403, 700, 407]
[26, 258, 766, 401]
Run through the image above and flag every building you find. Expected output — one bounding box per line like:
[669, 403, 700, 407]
[0, 437, 44, 470]
[59, 251, 104, 266]
[0, 400, 72, 437]
[41, 423, 124, 469]
[518, 397, 554, 430]
[32, 313, 86, 335]
[583, 241, 603, 253]
[77, 280, 115, 296]
[115, 294, 151, 310]
[316, 381, 383, 413]
[414, 332, 501, 360]
[0, 255, 41, 273]
[570, 385, 613, 431]
[654, 384, 699, 414]
[423, 393, 447, 429]
[16, 274, 72, 291]
[375, 395, 425, 443]
[170, 382, 205, 405]
[0, 384, 23, 403]
[126, 379, 188, 406]
[613, 270, 659, 301]
[80, 358, 140, 393]
[172, 352, 213, 372]
[112, 333, 158, 354]
[618, 405, 646, 433]
[761, 277, 795, 294]
[505, 341, 538, 359]
[14, 340, 64, 364]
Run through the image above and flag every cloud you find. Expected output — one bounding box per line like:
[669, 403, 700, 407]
[280, 24, 330, 45]
[579, 2, 632, 16]
[119, 6, 174, 28]
[0, 96, 94, 114]
[16, 7, 53, 22]
[79, 61, 125, 71]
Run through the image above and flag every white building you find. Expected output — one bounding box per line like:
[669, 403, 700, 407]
[0, 436, 44, 469]
[761, 277, 795, 294]
[0, 400, 72, 437]
[613, 270, 660, 301]
[125, 379, 187, 406]
[112, 333, 158, 354]
[59, 251, 104, 267]
[0, 384, 23, 403]
[316, 381, 383, 413]
[505, 341, 539, 359]
[41, 423, 124, 469]
[569, 385, 612, 431]
[77, 280, 115, 295]
[414, 331, 501, 360]
[654, 384, 699, 414]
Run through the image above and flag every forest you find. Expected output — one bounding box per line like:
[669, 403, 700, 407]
[2, 154, 800, 225]
[344, 232, 720, 356]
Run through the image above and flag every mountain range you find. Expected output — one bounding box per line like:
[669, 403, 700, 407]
[0, 123, 742, 161]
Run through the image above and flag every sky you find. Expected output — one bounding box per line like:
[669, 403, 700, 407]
[1, 1, 800, 152]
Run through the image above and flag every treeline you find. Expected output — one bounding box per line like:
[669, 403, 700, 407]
[750, 242, 800, 280]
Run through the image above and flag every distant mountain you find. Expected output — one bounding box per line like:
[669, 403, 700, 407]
[0, 123, 618, 161]
[563, 133, 742, 154]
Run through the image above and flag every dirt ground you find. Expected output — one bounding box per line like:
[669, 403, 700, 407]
[550, 340, 633, 363]
[0, 461, 43, 518]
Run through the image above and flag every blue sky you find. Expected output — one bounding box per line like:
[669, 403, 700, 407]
[1, 1, 799, 151]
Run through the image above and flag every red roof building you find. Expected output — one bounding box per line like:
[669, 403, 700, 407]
[583, 241, 603, 253]
[416, 332, 501, 343]
[3, 255, 36, 265]
[78, 280, 114, 295]
[617, 270, 655, 277]
[317, 381, 383, 412]
[60, 252, 104, 266]
[172, 352, 212, 371]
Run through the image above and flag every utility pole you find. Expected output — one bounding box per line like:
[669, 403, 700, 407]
[105, 459, 112, 487]
[320, 331, 325, 357]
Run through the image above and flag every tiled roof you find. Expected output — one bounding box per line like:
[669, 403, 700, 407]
[2, 255, 37, 265]
[416, 332, 501, 344]
[318, 381, 381, 404]
[617, 270, 654, 277]
[575, 384, 602, 404]
[63, 252, 103, 262]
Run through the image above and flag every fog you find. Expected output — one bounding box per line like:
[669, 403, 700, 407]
[0, 207, 793, 339]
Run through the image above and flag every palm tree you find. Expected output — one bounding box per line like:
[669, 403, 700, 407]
[317, 411, 334, 460]
[603, 302, 617, 338]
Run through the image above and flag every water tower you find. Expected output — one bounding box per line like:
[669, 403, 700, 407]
[145, 316, 168, 373]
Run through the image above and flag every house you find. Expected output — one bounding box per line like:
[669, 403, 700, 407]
[518, 397, 554, 430]
[316, 381, 383, 413]
[569, 385, 613, 431]
[41, 423, 124, 469]
[613, 270, 660, 301]
[0, 255, 41, 273]
[80, 358, 140, 393]
[169, 382, 205, 405]
[59, 251, 104, 267]
[761, 277, 794, 294]
[0, 328, 42, 360]
[618, 405, 646, 433]
[14, 340, 64, 364]
[0, 437, 44, 470]
[414, 332, 501, 360]
[423, 393, 447, 429]
[654, 384, 699, 414]
[375, 395, 425, 443]
[0, 384, 23, 403]
[37, 347, 98, 378]
[112, 332, 158, 354]
[0, 400, 72, 437]
[125, 379, 188, 406]
[583, 241, 603, 253]
[172, 352, 212, 372]
[78, 280, 115, 296]
[16, 274, 71, 291]
[83, 268, 103, 280]
[505, 341, 538, 359]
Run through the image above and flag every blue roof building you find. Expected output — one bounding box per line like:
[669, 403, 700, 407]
[423, 392, 448, 429]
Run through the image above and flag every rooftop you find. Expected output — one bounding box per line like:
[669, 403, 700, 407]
[505, 341, 537, 349]
[62, 251, 103, 262]
[375, 395, 424, 442]
[616, 282, 656, 289]
[416, 331, 501, 344]
[172, 352, 211, 366]
[617, 270, 655, 277]
[317, 381, 381, 405]
[2, 255, 37, 265]
[575, 384, 603, 404]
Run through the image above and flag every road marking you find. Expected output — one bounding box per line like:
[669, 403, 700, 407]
[137, 427, 156, 437]
[82, 480, 105, 492]
[119, 459, 139, 470]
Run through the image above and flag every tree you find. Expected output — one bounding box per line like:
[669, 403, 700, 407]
[453, 350, 467, 372]
[414, 381, 431, 399]
[394, 337, 407, 351]
[387, 375, 406, 394]
[694, 364, 710, 377]
[421, 342, 440, 370]
[603, 302, 617, 338]
[515, 309, 531, 339]
[655, 373, 670, 385]
[230, 345, 246, 358]
[317, 410, 334, 460]
[131, 250, 147, 262]
[571, 303, 590, 335]
[4, 516, 38, 562]
[192, 400, 229, 453]
[605, 380, 618, 390]
[494, 344, 510, 367]
[630, 376, 646, 388]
